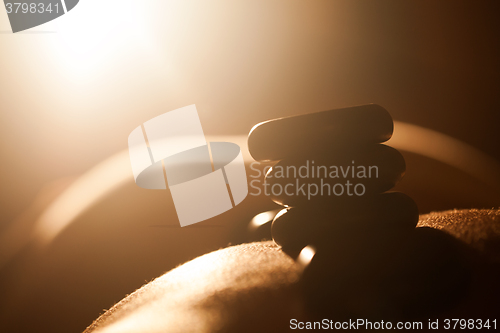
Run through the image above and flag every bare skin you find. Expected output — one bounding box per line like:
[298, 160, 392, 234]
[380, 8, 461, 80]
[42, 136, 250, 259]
[85, 209, 500, 333]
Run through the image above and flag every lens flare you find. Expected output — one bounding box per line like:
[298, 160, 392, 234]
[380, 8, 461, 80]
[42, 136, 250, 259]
[297, 245, 316, 267]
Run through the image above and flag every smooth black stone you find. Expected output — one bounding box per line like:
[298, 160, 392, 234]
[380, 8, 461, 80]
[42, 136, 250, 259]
[265, 144, 405, 206]
[272, 192, 419, 253]
[248, 104, 393, 162]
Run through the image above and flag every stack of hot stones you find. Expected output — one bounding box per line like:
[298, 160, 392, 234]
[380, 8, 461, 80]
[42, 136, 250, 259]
[248, 104, 470, 319]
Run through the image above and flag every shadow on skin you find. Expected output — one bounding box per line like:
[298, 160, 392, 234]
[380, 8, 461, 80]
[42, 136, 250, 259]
[85, 209, 500, 333]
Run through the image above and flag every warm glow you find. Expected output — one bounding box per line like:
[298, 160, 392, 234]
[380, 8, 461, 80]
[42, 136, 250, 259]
[249, 210, 279, 229]
[266, 166, 276, 177]
[297, 245, 316, 267]
[274, 208, 289, 221]
[31, 135, 248, 247]
[57, 1, 131, 53]
[390, 121, 500, 190]
[33, 149, 131, 245]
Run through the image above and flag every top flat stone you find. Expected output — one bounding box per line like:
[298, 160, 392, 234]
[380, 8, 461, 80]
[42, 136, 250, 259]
[248, 104, 393, 162]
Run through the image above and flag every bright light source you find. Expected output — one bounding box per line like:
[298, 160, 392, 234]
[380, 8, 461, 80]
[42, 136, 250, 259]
[48, 0, 135, 75]
[56, 0, 132, 55]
